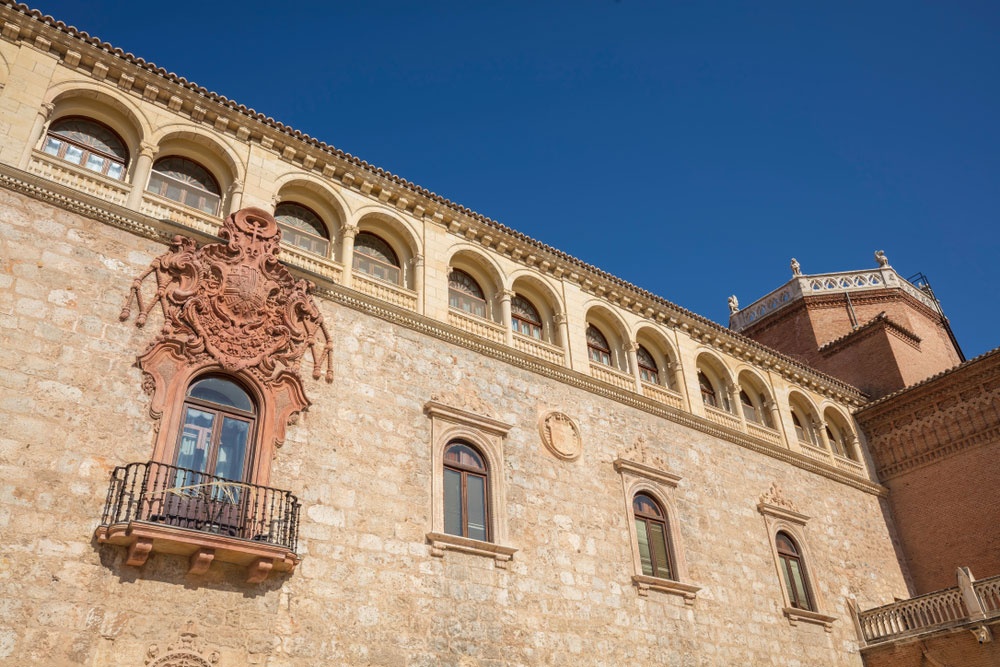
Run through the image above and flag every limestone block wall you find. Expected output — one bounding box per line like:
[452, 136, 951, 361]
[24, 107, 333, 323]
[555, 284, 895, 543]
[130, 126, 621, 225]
[0, 188, 912, 666]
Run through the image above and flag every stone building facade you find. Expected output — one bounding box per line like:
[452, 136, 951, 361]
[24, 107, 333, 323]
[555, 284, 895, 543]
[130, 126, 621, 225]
[0, 2, 991, 666]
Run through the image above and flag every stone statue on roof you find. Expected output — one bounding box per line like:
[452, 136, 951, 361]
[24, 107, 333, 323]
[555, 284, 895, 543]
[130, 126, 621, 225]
[875, 250, 889, 268]
[728, 295, 739, 314]
[790, 258, 801, 276]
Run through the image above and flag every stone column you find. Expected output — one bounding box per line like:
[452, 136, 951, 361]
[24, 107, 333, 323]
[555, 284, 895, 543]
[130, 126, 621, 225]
[625, 342, 642, 393]
[223, 179, 243, 217]
[125, 142, 156, 211]
[500, 289, 514, 345]
[726, 382, 740, 417]
[554, 313, 569, 366]
[340, 224, 358, 288]
[765, 399, 782, 432]
[411, 253, 425, 314]
[19, 102, 55, 169]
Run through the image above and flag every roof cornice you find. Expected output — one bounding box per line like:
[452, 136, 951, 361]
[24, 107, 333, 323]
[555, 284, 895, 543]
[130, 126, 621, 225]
[0, 1, 864, 405]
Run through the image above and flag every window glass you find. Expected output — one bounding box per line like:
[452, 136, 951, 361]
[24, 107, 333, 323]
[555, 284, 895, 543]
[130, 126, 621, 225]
[188, 377, 254, 412]
[511, 294, 543, 339]
[44, 117, 129, 181]
[587, 324, 612, 366]
[699, 372, 717, 408]
[637, 345, 659, 383]
[274, 203, 330, 256]
[740, 390, 759, 423]
[776, 532, 814, 610]
[632, 493, 673, 580]
[443, 442, 490, 542]
[448, 269, 487, 319]
[354, 232, 401, 284]
[148, 157, 221, 215]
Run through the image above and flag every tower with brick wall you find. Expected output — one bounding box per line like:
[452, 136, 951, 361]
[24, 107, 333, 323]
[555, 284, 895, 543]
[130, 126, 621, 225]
[729, 253, 964, 400]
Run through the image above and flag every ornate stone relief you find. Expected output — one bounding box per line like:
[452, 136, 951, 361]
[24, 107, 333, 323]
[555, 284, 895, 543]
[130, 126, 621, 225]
[145, 622, 219, 667]
[121, 207, 333, 387]
[538, 410, 582, 461]
[759, 482, 798, 513]
[119, 207, 333, 451]
[617, 435, 668, 471]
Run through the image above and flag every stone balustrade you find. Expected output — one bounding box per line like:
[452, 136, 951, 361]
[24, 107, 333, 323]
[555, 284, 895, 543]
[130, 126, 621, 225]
[512, 333, 564, 365]
[140, 193, 220, 236]
[704, 405, 742, 431]
[640, 381, 683, 410]
[447, 309, 506, 344]
[854, 570, 1000, 646]
[590, 363, 636, 392]
[353, 273, 418, 311]
[29, 150, 130, 206]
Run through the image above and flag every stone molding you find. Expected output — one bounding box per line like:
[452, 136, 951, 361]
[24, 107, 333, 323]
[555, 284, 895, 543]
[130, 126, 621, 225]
[425, 532, 517, 568]
[0, 166, 885, 496]
[631, 575, 701, 603]
[0, 4, 866, 408]
[819, 313, 922, 356]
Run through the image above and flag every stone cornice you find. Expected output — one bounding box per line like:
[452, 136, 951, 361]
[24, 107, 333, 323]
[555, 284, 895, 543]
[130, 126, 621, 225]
[0, 164, 886, 496]
[0, 2, 864, 407]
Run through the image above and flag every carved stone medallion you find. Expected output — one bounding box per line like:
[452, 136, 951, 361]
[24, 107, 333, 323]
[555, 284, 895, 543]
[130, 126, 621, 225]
[539, 411, 582, 461]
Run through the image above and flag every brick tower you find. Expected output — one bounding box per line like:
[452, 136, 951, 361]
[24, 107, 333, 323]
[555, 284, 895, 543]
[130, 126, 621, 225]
[729, 252, 964, 399]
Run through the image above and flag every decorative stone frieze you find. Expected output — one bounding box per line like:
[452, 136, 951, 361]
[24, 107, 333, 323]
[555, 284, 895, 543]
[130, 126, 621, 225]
[145, 622, 219, 667]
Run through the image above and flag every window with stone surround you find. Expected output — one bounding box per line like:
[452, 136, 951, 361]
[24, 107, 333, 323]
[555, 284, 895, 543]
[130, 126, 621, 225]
[148, 156, 221, 215]
[43, 116, 128, 180]
[274, 202, 330, 257]
[424, 401, 516, 567]
[614, 445, 700, 603]
[757, 485, 835, 630]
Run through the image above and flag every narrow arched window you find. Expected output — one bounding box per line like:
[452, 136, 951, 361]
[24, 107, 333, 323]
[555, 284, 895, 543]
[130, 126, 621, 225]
[776, 532, 814, 611]
[511, 294, 542, 339]
[148, 156, 221, 215]
[274, 202, 330, 256]
[448, 269, 487, 319]
[354, 232, 401, 285]
[637, 345, 659, 384]
[586, 324, 612, 366]
[43, 117, 128, 180]
[633, 493, 673, 580]
[740, 390, 759, 423]
[699, 372, 717, 408]
[443, 442, 489, 542]
[826, 426, 848, 458]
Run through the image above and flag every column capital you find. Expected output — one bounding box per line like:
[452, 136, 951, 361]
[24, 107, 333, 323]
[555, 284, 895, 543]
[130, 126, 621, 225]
[39, 102, 55, 119]
[501, 288, 515, 301]
[341, 223, 358, 239]
[623, 341, 640, 354]
[227, 179, 243, 195]
[138, 142, 157, 159]
[409, 253, 424, 267]
[554, 313, 568, 326]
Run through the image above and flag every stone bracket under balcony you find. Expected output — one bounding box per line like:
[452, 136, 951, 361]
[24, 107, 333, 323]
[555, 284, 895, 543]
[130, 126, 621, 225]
[96, 521, 300, 583]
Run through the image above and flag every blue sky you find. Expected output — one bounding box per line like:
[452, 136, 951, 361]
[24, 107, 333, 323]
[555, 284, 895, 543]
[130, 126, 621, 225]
[32, 1, 1000, 359]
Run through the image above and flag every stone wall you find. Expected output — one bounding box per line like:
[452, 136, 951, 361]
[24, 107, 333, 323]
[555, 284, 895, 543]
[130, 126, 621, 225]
[0, 187, 913, 666]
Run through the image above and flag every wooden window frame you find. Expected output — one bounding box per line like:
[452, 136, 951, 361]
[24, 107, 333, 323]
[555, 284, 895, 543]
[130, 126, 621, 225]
[147, 156, 221, 216]
[443, 442, 491, 542]
[511, 293, 543, 340]
[636, 345, 659, 384]
[448, 269, 489, 320]
[354, 231, 402, 285]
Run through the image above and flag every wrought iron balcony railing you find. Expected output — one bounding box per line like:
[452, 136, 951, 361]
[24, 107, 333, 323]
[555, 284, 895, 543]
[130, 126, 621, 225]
[96, 461, 302, 582]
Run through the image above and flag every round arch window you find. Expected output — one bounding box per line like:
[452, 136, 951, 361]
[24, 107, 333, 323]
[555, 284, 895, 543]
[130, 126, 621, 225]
[443, 441, 489, 542]
[274, 202, 330, 256]
[354, 232, 401, 284]
[148, 156, 221, 215]
[511, 294, 543, 340]
[43, 116, 128, 180]
[636, 345, 659, 384]
[448, 269, 488, 319]
[633, 492, 674, 579]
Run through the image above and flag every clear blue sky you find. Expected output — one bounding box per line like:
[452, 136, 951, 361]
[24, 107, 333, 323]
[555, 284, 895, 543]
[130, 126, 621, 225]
[32, 1, 1000, 359]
